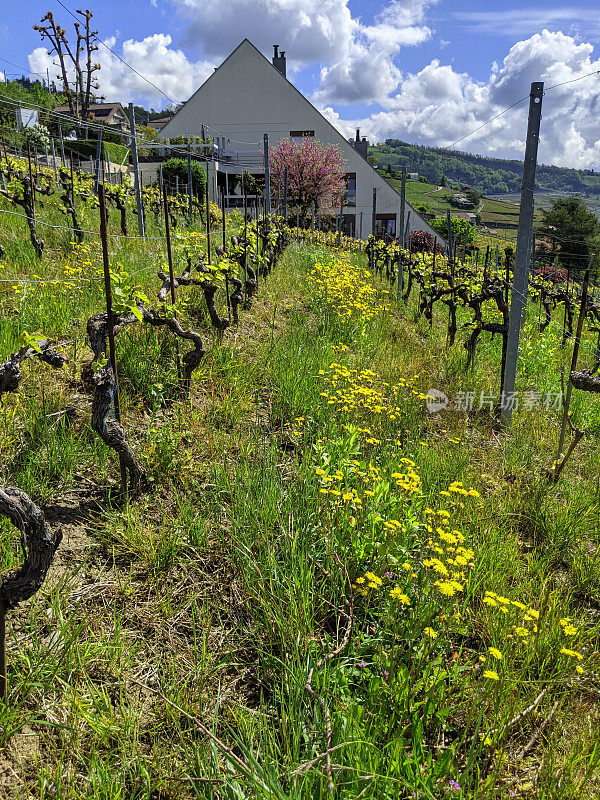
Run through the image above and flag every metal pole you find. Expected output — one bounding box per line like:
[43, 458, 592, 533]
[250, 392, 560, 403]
[243, 181, 248, 291]
[501, 82, 544, 425]
[446, 210, 453, 267]
[370, 188, 377, 270]
[206, 180, 211, 265]
[359, 211, 363, 241]
[283, 166, 288, 223]
[557, 266, 590, 458]
[162, 181, 181, 380]
[187, 142, 193, 219]
[311, 201, 315, 245]
[27, 143, 35, 221]
[399, 166, 406, 246]
[128, 102, 145, 237]
[371, 187, 377, 238]
[58, 125, 65, 165]
[98, 183, 127, 493]
[69, 151, 74, 217]
[222, 187, 231, 321]
[296, 207, 299, 241]
[0, 575, 5, 699]
[263, 134, 271, 219]
[337, 197, 343, 247]
[50, 138, 58, 183]
[94, 125, 103, 194]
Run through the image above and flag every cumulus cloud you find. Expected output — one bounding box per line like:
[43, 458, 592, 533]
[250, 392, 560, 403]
[312, 1, 439, 105]
[172, 0, 357, 67]
[320, 30, 600, 168]
[28, 33, 214, 107]
[172, 0, 437, 105]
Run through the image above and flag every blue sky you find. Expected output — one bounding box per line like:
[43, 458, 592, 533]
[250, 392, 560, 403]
[1, 1, 600, 167]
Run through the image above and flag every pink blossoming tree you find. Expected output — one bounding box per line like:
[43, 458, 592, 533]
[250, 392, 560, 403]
[269, 138, 347, 218]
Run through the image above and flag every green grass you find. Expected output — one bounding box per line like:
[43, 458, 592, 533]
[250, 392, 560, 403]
[2, 171, 600, 798]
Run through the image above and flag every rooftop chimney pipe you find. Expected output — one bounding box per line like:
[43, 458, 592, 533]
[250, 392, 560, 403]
[272, 46, 287, 78]
[353, 131, 369, 161]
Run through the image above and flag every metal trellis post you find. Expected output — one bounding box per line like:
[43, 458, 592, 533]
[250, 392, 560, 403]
[501, 82, 544, 425]
[128, 102, 145, 237]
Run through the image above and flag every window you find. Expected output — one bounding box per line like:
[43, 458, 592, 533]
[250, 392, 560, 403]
[375, 213, 396, 239]
[345, 173, 356, 206]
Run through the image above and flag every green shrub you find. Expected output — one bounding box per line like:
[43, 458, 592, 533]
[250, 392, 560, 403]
[160, 158, 206, 201]
[430, 215, 476, 245]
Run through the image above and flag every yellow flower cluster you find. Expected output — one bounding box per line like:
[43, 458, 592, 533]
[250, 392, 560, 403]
[310, 253, 387, 322]
[482, 593, 586, 676]
[293, 227, 363, 253]
[318, 362, 406, 420]
[421, 507, 475, 599]
[391, 458, 421, 494]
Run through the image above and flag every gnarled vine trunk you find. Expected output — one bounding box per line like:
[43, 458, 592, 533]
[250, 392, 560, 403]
[0, 488, 62, 610]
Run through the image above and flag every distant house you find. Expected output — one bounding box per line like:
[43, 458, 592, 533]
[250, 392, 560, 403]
[393, 166, 418, 180]
[54, 101, 130, 132]
[451, 211, 477, 223]
[148, 116, 172, 132]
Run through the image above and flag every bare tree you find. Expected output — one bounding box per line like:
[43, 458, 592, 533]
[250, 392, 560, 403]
[34, 9, 100, 121]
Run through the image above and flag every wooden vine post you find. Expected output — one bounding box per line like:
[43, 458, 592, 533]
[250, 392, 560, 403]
[98, 184, 127, 494]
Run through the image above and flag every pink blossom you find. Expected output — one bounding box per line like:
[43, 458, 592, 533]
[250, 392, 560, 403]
[269, 137, 346, 214]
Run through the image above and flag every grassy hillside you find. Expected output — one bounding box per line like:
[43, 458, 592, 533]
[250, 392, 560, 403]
[386, 176, 528, 232]
[2, 166, 600, 797]
[371, 139, 599, 197]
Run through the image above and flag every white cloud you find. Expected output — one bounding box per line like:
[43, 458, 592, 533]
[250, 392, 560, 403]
[28, 33, 214, 107]
[321, 29, 600, 168]
[172, 0, 358, 67]
[172, 0, 437, 105]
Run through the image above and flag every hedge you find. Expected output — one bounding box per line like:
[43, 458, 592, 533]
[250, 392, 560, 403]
[160, 158, 207, 202]
[64, 139, 130, 165]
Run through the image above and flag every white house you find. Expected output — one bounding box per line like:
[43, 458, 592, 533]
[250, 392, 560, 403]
[161, 39, 443, 243]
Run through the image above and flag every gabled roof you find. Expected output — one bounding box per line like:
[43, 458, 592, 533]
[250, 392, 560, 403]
[55, 102, 127, 122]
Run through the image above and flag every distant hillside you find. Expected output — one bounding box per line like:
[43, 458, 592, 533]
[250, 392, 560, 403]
[370, 140, 600, 197]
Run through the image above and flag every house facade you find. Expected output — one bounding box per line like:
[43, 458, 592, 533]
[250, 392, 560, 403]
[161, 40, 443, 242]
[54, 102, 130, 132]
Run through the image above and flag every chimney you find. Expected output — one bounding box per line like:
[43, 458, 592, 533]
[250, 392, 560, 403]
[353, 129, 369, 160]
[273, 44, 287, 77]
